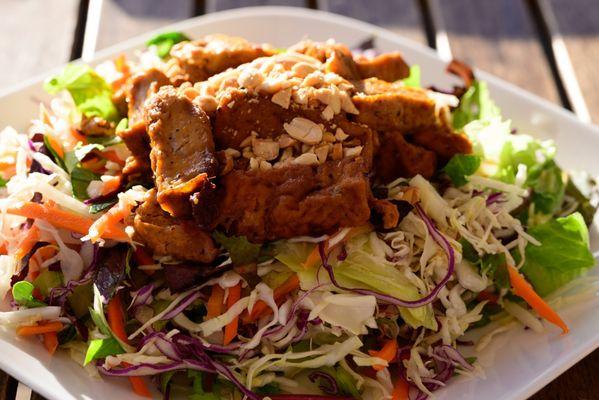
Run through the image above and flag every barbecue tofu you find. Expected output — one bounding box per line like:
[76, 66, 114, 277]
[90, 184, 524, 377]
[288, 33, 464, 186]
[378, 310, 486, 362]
[134, 189, 219, 263]
[145, 86, 218, 218]
[165, 34, 275, 85]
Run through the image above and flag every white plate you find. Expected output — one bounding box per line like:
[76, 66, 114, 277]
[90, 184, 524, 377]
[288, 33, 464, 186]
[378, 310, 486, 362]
[1, 6, 598, 400]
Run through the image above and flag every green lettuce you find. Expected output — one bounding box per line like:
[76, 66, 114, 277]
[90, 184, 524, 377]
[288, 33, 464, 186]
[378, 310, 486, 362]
[44, 64, 119, 122]
[146, 31, 190, 58]
[453, 80, 501, 130]
[402, 65, 421, 88]
[12, 281, 46, 308]
[443, 154, 481, 186]
[519, 212, 595, 296]
[275, 234, 437, 330]
[213, 232, 261, 265]
[84, 338, 124, 365]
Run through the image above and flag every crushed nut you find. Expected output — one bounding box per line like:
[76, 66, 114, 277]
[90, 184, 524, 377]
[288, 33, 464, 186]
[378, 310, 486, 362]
[259, 160, 273, 170]
[332, 143, 343, 161]
[335, 127, 349, 141]
[278, 134, 296, 148]
[321, 105, 334, 121]
[237, 67, 264, 89]
[292, 62, 318, 78]
[293, 153, 319, 166]
[322, 131, 335, 143]
[239, 135, 253, 148]
[194, 95, 218, 114]
[271, 88, 292, 109]
[283, 117, 323, 145]
[314, 145, 329, 163]
[343, 146, 363, 158]
[252, 137, 280, 161]
[249, 157, 260, 170]
[280, 147, 294, 161]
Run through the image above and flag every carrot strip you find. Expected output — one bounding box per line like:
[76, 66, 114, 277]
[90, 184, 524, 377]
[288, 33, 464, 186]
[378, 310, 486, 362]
[205, 285, 225, 320]
[302, 243, 324, 270]
[101, 175, 122, 196]
[107, 294, 128, 342]
[17, 321, 63, 336]
[507, 265, 569, 334]
[42, 332, 59, 355]
[392, 376, 409, 400]
[107, 295, 152, 397]
[223, 283, 241, 345]
[128, 375, 152, 398]
[244, 274, 300, 323]
[6, 202, 127, 241]
[88, 203, 130, 242]
[15, 225, 40, 260]
[368, 339, 398, 371]
[70, 129, 88, 144]
[46, 135, 64, 159]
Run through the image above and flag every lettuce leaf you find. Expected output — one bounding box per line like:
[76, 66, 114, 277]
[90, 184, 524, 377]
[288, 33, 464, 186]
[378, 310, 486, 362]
[146, 31, 190, 58]
[275, 234, 437, 330]
[443, 154, 481, 186]
[525, 159, 565, 216]
[12, 281, 46, 308]
[213, 232, 261, 265]
[519, 212, 595, 296]
[402, 65, 421, 88]
[44, 64, 119, 122]
[453, 80, 501, 130]
[84, 338, 124, 365]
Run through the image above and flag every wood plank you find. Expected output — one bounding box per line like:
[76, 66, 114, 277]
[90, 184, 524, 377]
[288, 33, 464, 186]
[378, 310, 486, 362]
[318, 0, 426, 45]
[548, 0, 599, 122]
[207, 0, 306, 13]
[92, 0, 196, 53]
[0, 0, 80, 90]
[433, 0, 560, 103]
[532, 349, 599, 399]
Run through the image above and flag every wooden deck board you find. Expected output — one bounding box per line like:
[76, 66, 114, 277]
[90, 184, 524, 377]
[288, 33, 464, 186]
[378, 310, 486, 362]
[435, 0, 560, 104]
[0, 0, 80, 90]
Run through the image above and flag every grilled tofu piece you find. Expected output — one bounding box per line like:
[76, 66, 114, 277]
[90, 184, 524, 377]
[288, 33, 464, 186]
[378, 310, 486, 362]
[165, 34, 275, 85]
[134, 189, 219, 263]
[144, 86, 218, 218]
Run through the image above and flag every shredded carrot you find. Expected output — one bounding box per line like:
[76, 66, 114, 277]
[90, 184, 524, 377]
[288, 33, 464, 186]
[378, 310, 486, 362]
[0, 243, 6, 255]
[45, 135, 64, 159]
[6, 202, 128, 241]
[107, 294, 128, 342]
[70, 129, 88, 144]
[88, 202, 131, 242]
[392, 376, 409, 400]
[101, 175, 122, 196]
[368, 339, 398, 371]
[0, 161, 14, 171]
[16, 321, 63, 336]
[107, 294, 152, 397]
[15, 225, 40, 260]
[507, 265, 569, 334]
[81, 157, 106, 174]
[42, 332, 59, 355]
[244, 274, 300, 323]
[102, 150, 126, 166]
[223, 283, 242, 345]
[302, 243, 323, 269]
[128, 375, 152, 398]
[206, 285, 225, 320]
[302, 225, 372, 270]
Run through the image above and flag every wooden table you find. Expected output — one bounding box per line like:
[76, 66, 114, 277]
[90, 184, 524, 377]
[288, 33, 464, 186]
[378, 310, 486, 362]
[1, 0, 598, 399]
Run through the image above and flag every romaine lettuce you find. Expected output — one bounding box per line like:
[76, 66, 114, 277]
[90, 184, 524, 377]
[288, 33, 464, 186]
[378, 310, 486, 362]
[443, 154, 482, 186]
[44, 64, 119, 122]
[453, 80, 501, 130]
[519, 212, 595, 296]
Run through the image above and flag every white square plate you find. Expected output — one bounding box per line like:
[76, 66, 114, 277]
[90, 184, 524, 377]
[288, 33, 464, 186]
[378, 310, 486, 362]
[1, 6, 598, 400]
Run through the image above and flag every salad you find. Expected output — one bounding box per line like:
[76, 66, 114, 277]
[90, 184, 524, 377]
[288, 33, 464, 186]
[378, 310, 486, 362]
[0, 31, 597, 400]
